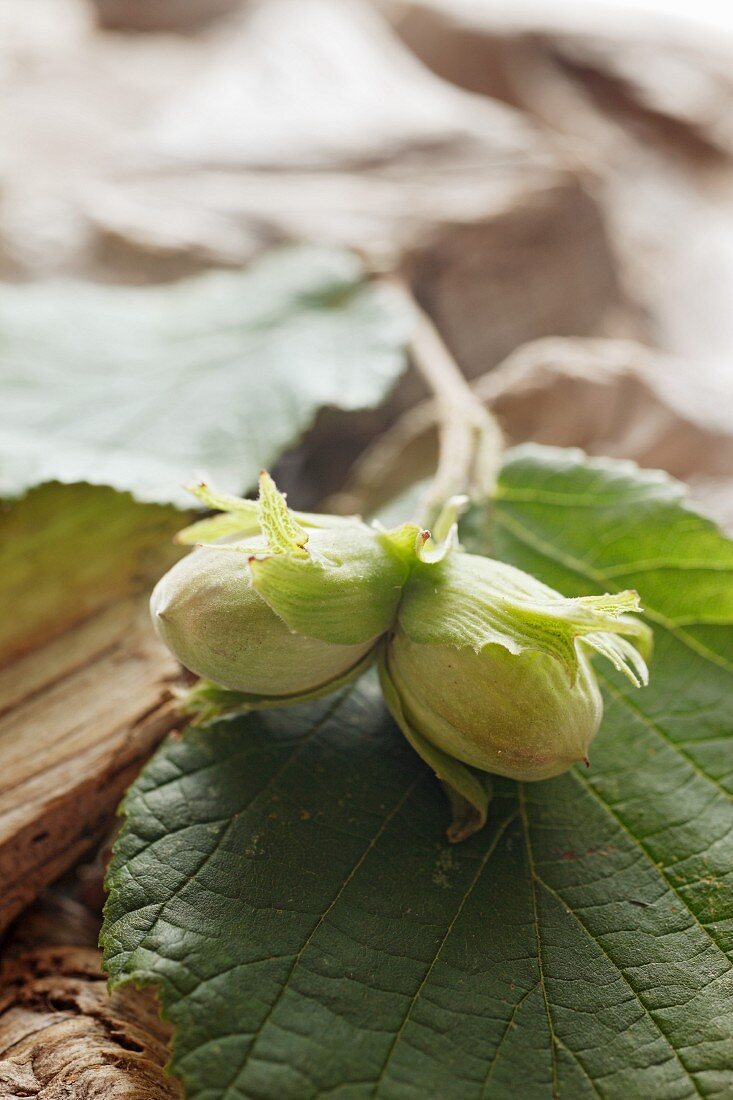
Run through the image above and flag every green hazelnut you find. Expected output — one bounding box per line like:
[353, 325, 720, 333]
[385, 628, 602, 781]
[150, 472, 413, 707]
[151, 540, 376, 697]
[379, 547, 652, 840]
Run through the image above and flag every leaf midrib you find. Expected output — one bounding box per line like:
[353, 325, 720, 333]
[520, 785, 560, 1100]
[372, 808, 520, 1098]
[217, 773, 427, 1099]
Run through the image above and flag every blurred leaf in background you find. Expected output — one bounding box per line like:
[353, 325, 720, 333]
[0, 245, 410, 507]
[103, 445, 733, 1100]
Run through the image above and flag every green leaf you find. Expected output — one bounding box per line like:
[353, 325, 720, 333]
[103, 446, 733, 1099]
[0, 245, 409, 507]
[0, 481, 183, 664]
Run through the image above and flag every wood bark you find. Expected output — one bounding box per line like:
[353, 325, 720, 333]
[0, 844, 175, 1096]
[0, 946, 180, 1098]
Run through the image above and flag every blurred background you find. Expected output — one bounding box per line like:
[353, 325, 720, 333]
[1, 0, 732, 523]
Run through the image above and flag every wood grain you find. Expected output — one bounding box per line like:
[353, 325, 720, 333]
[0, 600, 182, 937]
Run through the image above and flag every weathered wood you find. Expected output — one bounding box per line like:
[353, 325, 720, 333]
[0, 483, 185, 939]
[4, 889, 102, 956]
[0, 946, 180, 1098]
[0, 856, 175, 1095]
[0, 599, 182, 937]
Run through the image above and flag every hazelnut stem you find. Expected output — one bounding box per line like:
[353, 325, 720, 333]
[407, 298, 504, 527]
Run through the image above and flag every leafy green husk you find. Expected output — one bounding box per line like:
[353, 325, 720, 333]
[398, 553, 650, 685]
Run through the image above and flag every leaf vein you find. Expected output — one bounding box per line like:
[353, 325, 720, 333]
[218, 771, 426, 1098]
[568, 767, 732, 962]
[372, 808, 520, 1097]
[535, 872, 706, 1099]
[519, 785, 560, 1100]
[494, 512, 733, 674]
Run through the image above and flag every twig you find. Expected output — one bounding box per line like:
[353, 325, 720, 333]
[324, 285, 504, 523]
[406, 296, 504, 526]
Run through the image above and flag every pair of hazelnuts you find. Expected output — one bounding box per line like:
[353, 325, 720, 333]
[151, 473, 650, 840]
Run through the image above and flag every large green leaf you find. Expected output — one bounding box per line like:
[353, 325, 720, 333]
[0, 246, 409, 506]
[0, 481, 183, 664]
[103, 446, 733, 1098]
